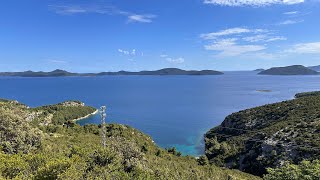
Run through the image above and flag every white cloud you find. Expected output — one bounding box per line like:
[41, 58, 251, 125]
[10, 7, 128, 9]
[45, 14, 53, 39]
[278, 19, 304, 25]
[50, 5, 156, 23]
[283, 11, 299, 15]
[128, 14, 156, 23]
[118, 49, 139, 56]
[200, 28, 267, 40]
[203, 0, 304, 6]
[132, 49, 136, 55]
[49, 5, 112, 15]
[160, 54, 185, 63]
[166, 57, 185, 64]
[204, 38, 266, 56]
[243, 34, 287, 42]
[118, 49, 130, 55]
[286, 42, 320, 54]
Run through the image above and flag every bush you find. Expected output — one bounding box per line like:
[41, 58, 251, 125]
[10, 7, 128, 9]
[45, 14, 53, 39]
[264, 160, 320, 180]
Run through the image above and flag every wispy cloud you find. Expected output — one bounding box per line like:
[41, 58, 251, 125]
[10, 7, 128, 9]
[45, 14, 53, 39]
[128, 14, 156, 23]
[49, 5, 114, 15]
[118, 49, 139, 56]
[243, 34, 287, 42]
[283, 11, 299, 15]
[200, 26, 289, 57]
[286, 42, 320, 54]
[200, 28, 267, 40]
[278, 19, 304, 25]
[49, 4, 156, 23]
[166, 57, 185, 64]
[204, 38, 266, 57]
[118, 49, 144, 61]
[160, 54, 185, 64]
[203, 0, 304, 6]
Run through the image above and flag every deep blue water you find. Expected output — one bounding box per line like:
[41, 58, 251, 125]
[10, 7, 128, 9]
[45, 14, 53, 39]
[0, 71, 320, 156]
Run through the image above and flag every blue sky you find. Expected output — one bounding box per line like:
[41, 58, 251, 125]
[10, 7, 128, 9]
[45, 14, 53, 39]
[0, 0, 320, 72]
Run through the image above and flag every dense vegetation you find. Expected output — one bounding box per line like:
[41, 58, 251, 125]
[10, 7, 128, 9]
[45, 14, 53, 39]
[295, 91, 320, 98]
[258, 65, 319, 75]
[205, 92, 320, 176]
[32, 101, 96, 125]
[0, 99, 258, 179]
[264, 160, 320, 180]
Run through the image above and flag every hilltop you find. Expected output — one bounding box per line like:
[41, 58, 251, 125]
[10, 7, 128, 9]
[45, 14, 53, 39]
[0, 99, 257, 179]
[258, 65, 318, 75]
[204, 91, 320, 176]
[0, 68, 223, 77]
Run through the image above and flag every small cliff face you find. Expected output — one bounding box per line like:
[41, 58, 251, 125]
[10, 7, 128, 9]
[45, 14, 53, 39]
[205, 92, 320, 176]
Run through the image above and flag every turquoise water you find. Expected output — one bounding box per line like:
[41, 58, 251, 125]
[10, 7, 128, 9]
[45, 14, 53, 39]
[0, 71, 320, 156]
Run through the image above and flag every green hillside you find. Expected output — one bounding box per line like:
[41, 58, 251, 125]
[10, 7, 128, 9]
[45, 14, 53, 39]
[0, 99, 258, 180]
[205, 92, 320, 176]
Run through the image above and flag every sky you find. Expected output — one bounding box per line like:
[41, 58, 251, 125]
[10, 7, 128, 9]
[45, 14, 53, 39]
[0, 0, 320, 72]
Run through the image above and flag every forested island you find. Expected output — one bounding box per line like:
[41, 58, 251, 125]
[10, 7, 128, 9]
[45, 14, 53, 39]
[0, 68, 223, 77]
[205, 91, 320, 178]
[258, 65, 319, 75]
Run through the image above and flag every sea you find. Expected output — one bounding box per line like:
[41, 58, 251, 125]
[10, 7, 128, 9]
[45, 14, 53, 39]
[0, 71, 319, 156]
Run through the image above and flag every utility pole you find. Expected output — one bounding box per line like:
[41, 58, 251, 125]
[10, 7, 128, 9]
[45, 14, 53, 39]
[100, 106, 107, 148]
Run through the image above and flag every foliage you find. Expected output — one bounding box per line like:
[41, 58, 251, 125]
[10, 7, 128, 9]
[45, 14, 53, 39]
[205, 93, 320, 176]
[295, 91, 320, 98]
[32, 101, 96, 125]
[0, 102, 42, 154]
[263, 160, 320, 180]
[0, 99, 259, 180]
[197, 155, 209, 166]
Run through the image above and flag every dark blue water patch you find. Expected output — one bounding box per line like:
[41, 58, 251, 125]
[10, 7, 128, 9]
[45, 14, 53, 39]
[0, 72, 320, 156]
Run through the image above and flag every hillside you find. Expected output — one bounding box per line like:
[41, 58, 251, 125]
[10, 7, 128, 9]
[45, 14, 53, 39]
[308, 65, 320, 72]
[258, 65, 318, 75]
[205, 92, 320, 176]
[0, 68, 223, 77]
[0, 99, 257, 179]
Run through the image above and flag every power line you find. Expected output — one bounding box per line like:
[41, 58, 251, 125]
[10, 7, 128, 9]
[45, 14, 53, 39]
[100, 106, 107, 148]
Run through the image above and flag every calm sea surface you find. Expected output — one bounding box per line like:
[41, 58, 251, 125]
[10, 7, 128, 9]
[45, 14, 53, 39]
[0, 71, 319, 156]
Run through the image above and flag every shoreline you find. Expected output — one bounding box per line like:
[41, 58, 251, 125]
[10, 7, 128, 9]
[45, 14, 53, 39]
[72, 109, 99, 122]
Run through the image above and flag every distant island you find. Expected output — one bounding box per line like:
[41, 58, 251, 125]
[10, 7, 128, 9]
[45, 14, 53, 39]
[308, 65, 320, 72]
[253, 68, 265, 72]
[258, 65, 319, 75]
[0, 68, 224, 77]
